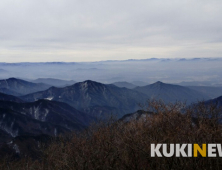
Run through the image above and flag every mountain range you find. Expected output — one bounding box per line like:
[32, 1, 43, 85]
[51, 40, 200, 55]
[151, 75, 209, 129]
[0, 77, 222, 157]
[21, 80, 149, 117]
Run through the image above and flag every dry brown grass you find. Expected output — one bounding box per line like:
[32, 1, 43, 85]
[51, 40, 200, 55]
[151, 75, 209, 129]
[1, 100, 222, 170]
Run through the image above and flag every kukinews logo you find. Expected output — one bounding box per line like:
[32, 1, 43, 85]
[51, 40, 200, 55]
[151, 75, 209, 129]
[151, 144, 222, 157]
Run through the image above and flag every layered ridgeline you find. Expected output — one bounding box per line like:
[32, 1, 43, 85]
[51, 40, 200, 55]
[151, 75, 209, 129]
[32, 78, 76, 87]
[0, 78, 51, 96]
[21, 80, 149, 117]
[0, 92, 24, 103]
[112, 81, 137, 89]
[134, 81, 209, 104]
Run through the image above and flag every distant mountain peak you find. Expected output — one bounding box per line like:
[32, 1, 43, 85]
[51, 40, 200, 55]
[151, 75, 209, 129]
[8, 77, 17, 80]
[81, 81, 90, 89]
[83, 80, 99, 83]
[152, 81, 165, 86]
[48, 86, 57, 90]
[78, 80, 105, 91]
[79, 80, 103, 87]
[134, 81, 209, 104]
[6, 77, 23, 82]
[155, 81, 164, 84]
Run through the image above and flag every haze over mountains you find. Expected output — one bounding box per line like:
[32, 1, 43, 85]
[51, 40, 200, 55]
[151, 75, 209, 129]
[0, 58, 222, 86]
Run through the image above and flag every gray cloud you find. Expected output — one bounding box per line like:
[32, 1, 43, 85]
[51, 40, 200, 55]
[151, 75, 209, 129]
[0, 0, 221, 62]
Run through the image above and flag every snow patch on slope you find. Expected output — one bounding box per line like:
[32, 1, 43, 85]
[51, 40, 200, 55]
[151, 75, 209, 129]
[45, 97, 54, 101]
[0, 119, 18, 137]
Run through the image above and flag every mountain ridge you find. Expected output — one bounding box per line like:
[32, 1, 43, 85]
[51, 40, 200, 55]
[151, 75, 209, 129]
[134, 81, 209, 104]
[0, 78, 51, 96]
[21, 80, 149, 117]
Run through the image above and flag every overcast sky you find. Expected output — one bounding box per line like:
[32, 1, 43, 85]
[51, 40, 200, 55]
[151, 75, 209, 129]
[0, 0, 221, 62]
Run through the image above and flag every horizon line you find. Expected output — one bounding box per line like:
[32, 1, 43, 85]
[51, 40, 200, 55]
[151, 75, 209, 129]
[0, 57, 221, 64]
